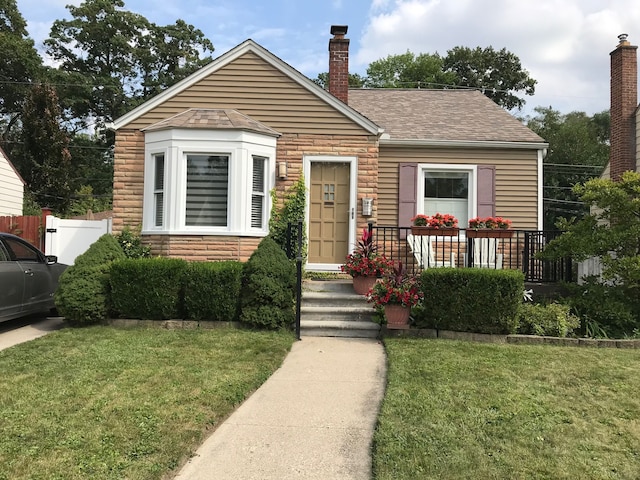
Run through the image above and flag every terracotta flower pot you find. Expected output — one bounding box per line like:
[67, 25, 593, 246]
[384, 304, 411, 329]
[352, 275, 377, 295]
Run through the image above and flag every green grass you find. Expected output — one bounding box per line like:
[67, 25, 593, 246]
[0, 326, 294, 480]
[374, 339, 640, 480]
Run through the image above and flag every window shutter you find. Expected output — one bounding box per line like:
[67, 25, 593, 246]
[398, 163, 417, 239]
[477, 165, 496, 218]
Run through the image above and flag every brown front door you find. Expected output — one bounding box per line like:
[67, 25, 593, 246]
[309, 162, 350, 264]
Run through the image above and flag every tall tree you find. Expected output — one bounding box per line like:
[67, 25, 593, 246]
[313, 72, 365, 89]
[21, 84, 73, 214]
[443, 46, 536, 111]
[526, 107, 609, 229]
[44, 0, 214, 127]
[365, 51, 456, 88]
[0, 0, 43, 142]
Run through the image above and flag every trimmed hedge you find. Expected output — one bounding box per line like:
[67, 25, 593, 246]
[240, 237, 296, 329]
[54, 233, 126, 325]
[415, 268, 524, 334]
[183, 261, 243, 321]
[109, 258, 188, 320]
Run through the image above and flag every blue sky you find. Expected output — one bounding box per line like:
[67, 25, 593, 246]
[16, 0, 640, 117]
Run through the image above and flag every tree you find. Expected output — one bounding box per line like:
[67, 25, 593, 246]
[364, 51, 456, 88]
[313, 72, 365, 89]
[526, 107, 609, 229]
[44, 0, 214, 127]
[443, 46, 536, 110]
[21, 84, 74, 214]
[0, 0, 43, 141]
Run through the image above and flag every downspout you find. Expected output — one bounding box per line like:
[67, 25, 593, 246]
[538, 148, 547, 230]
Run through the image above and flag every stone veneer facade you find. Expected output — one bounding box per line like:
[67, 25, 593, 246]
[112, 129, 379, 262]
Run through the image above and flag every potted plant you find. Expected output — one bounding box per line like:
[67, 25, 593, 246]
[341, 229, 391, 294]
[411, 213, 459, 236]
[367, 262, 423, 329]
[467, 216, 514, 238]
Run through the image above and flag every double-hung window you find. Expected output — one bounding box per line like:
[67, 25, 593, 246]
[251, 156, 267, 229]
[154, 154, 165, 227]
[418, 165, 476, 228]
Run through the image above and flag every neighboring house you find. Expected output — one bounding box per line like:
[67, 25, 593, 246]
[0, 146, 25, 216]
[604, 34, 640, 180]
[109, 25, 547, 271]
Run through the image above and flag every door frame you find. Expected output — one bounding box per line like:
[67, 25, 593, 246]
[304, 155, 357, 271]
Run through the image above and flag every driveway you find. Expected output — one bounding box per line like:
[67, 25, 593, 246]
[0, 316, 66, 351]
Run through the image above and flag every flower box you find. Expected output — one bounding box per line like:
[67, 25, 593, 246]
[466, 229, 514, 239]
[411, 226, 459, 236]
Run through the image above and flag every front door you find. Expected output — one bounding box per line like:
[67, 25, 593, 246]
[309, 162, 351, 265]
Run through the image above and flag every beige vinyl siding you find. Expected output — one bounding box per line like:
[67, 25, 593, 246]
[0, 154, 24, 216]
[126, 52, 370, 136]
[378, 146, 539, 229]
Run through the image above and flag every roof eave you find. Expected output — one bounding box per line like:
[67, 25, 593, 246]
[110, 40, 382, 136]
[379, 137, 549, 150]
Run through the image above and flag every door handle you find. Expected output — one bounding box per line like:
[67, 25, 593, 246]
[24, 269, 34, 276]
[351, 208, 354, 219]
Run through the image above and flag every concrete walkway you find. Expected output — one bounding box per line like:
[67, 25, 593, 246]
[0, 317, 65, 351]
[174, 336, 387, 480]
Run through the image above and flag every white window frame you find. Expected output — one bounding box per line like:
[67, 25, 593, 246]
[143, 129, 276, 236]
[417, 163, 477, 236]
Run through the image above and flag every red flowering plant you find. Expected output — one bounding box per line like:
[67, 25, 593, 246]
[341, 229, 391, 277]
[411, 213, 458, 228]
[468, 216, 512, 230]
[367, 262, 423, 308]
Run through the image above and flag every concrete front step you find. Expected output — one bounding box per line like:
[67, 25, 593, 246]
[300, 320, 380, 338]
[300, 278, 379, 338]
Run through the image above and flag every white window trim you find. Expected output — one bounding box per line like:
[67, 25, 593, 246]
[303, 155, 358, 272]
[143, 129, 276, 236]
[417, 163, 477, 236]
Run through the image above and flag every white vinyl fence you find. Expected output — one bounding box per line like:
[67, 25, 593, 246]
[45, 215, 112, 266]
[577, 257, 604, 284]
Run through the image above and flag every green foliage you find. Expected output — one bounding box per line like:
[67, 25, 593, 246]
[54, 263, 112, 326]
[525, 107, 609, 229]
[73, 233, 126, 268]
[21, 189, 41, 215]
[268, 175, 307, 258]
[67, 185, 112, 217]
[109, 258, 188, 320]
[313, 71, 365, 89]
[516, 302, 580, 337]
[563, 278, 638, 338]
[183, 261, 243, 321]
[115, 226, 151, 259]
[365, 51, 455, 89]
[240, 237, 296, 330]
[415, 269, 524, 334]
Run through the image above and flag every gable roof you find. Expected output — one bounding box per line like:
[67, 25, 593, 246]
[110, 40, 382, 135]
[0, 146, 25, 185]
[348, 89, 546, 147]
[143, 108, 281, 137]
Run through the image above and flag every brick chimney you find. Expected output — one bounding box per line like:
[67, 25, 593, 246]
[329, 25, 349, 104]
[610, 33, 638, 181]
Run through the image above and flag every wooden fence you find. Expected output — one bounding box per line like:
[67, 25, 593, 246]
[0, 209, 50, 250]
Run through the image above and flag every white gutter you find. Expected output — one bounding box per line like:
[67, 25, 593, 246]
[380, 137, 549, 150]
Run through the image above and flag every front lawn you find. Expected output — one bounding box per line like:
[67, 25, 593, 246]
[0, 327, 294, 479]
[374, 339, 640, 479]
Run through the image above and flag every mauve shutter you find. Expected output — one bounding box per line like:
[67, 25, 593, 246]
[477, 165, 496, 217]
[398, 163, 417, 239]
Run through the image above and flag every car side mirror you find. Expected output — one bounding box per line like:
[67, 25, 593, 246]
[45, 255, 58, 265]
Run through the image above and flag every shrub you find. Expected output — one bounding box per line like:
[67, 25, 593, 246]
[110, 258, 188, 320]
[415, 269, 523, 334]
[73, 233, 126, 268]
[268, 175, 307, 259]
[54, 263, 112, 326]
[517, 302, 580, 337]
[240, 237, 296, 329]
[115, 226, 151, 259]
[183, 261, 243, 321]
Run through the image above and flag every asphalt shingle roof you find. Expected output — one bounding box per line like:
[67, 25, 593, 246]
[348, 89, 545, 144]
[143, 108, 281, 137]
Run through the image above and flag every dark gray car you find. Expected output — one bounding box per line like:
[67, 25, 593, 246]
[0, 233, 67, 322]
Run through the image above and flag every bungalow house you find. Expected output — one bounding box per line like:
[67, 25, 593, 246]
[0, 146, 25, 216]
[603, 34, 640, 180]
[110, 25, 547, 271]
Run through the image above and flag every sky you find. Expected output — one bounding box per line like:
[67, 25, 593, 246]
[15, 0, 640, 118]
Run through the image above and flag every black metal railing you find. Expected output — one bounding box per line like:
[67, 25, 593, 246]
[368, 223, 574, 283]
[286, 221, 304, 340]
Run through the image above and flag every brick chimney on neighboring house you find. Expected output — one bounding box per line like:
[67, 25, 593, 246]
[329, 25, 349, 104]
[610, 34, 638, 181]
